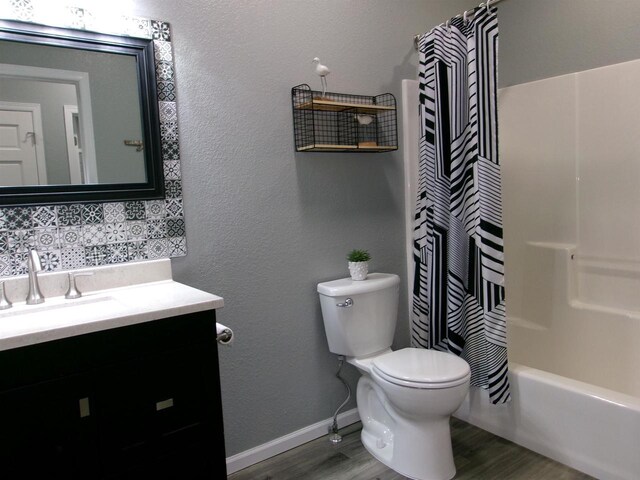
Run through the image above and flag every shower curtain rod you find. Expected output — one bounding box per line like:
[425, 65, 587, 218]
[413, 0, 504, 50]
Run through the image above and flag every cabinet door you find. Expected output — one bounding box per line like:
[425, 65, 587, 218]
[0, 375, 98, 479]
[95, 345, 220, 478]
[94, 359, 154, 474]
[145, 347, 219, 479]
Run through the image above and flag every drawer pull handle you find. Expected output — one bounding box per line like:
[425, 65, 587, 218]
[79, 397, 91, 418]
[156, 398, 174, 411]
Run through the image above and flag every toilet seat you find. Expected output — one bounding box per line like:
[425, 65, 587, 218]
[372, 348, 470, 389]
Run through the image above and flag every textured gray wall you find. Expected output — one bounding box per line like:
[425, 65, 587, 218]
[499, 0, 640, 87]
[117, 0, 476, 457]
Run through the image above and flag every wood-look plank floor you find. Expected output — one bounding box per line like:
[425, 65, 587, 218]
[228, 418, 595, 480]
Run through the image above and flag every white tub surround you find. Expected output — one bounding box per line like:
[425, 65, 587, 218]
[0, 258, 224, 351]
[508, 243, 640, 398]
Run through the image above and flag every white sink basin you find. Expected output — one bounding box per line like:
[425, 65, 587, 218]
[0, 295, 117, 320]
[0, 294, 128, 341]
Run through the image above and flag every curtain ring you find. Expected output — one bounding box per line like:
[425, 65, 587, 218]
[486, 0, 493, 12]
[463, 10, 469, 25]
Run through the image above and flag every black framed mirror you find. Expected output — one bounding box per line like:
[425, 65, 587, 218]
[0, 19, 164, 205]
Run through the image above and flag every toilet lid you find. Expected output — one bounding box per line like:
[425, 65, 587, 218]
[372, 348, 470, 389]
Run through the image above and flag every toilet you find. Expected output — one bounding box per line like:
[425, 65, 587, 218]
[317, 273, 470, 480]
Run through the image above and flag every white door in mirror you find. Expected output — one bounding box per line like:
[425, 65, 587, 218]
[0, 107, 46, 185]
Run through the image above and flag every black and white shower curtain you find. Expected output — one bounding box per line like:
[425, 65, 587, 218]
[412, 6, 510, 404]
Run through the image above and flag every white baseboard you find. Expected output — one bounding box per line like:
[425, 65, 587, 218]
[226, 408, 361, 475]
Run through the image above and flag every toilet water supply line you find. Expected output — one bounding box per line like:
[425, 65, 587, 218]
[328, 355, 351, 444]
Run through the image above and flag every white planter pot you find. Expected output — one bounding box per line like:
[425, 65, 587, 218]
[348, 261, 368, 281]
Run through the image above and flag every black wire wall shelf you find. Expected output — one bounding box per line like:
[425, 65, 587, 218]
[291, 84, 398, 153]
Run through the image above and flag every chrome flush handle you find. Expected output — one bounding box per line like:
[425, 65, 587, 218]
[336, 298, 353, 308]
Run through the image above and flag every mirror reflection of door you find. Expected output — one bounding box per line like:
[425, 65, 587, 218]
[63, 104, 85, 184]
[0, 63, 98, 186]
[0, 101, 47, 185]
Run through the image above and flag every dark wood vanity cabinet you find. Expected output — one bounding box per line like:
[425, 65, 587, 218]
[0, 311, 227, 479]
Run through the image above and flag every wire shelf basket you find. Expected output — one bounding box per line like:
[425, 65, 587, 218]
[291, 84, 398, 153]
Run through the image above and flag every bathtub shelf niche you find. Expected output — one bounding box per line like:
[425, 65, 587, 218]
[291, 84, 398, 153]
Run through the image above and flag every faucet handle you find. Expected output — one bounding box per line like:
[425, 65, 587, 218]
[65, 271, 94, 299]
[26, 249, 44, 305]
[0, 281, 11, 310]
[29, 249, 42, 272]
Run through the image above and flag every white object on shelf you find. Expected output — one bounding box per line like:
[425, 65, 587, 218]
[355, 114, 374, 125]
[312, 57, 330, 97]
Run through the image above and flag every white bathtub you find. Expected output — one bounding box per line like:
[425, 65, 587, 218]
[455, 361, 640, 480]
[401, 79, 640, 480]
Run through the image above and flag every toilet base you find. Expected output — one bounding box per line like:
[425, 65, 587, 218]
[360, 416, 456, 480]
[357, 375, 458, 480]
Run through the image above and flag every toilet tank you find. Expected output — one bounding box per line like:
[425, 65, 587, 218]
[317, 273, 400, 357]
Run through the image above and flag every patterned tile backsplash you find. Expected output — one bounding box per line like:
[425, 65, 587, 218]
[0, 1, 187, 277]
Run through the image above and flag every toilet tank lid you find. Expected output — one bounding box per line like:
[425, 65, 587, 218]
[317, 273, 400, 297]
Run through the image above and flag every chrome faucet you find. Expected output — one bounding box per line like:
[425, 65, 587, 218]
[26, 249, 44, 305]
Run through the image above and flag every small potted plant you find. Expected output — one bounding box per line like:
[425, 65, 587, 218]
[347, 249, 371, 281]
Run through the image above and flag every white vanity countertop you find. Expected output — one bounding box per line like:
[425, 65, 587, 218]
[0, 259, 224, 351]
